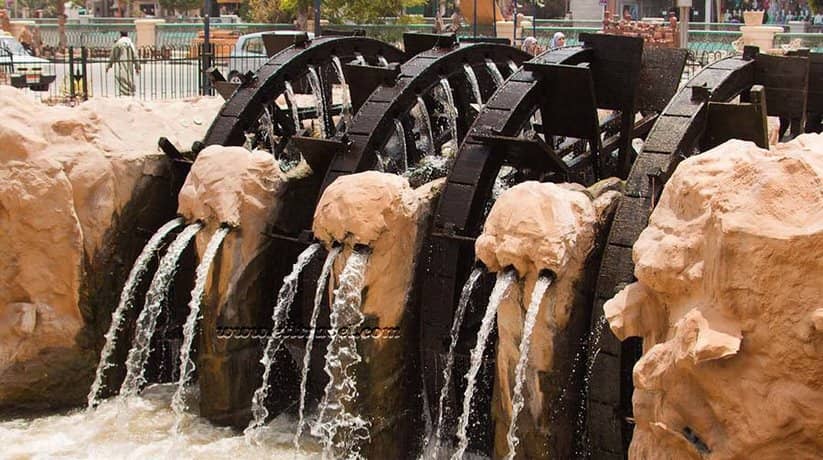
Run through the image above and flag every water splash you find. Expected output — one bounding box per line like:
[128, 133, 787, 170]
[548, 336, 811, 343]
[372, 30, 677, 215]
[120, 222, 203, 397]
[294, 245, 343, 450]
[438, 78, 459, 145]
[87, 217, 185, 409]
[312, 249, 371, 459]
[247, 243, 322, 438]
[284, 80, 302, 135]
[171, 226, 231, 427]
[505, 274, 554, 460]
[486, 59, 505, 87]
[331, 55, 353, 133]
[574, 315, 609, 457]
[306, 66, 327, 138]
[463, 64, 483, 108]
[431, 267, 484, 458]
[412, 96, 436, 157]
[452, 269, 517, 460]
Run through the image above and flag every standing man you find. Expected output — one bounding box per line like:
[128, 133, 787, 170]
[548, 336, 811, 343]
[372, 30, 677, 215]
[106, 31, 140, 97]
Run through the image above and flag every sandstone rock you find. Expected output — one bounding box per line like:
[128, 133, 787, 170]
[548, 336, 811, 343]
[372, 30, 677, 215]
[475, 180, 619, 459]
[604, 136, 823, 459]
[313, 171, 445, 457]
[0, 87, 221, 410]
[178, 145, 292, 427]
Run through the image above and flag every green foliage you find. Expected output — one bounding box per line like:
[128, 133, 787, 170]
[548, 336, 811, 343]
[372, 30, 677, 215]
[323, 0, 427, 24]
[245, 0, 292, 22]
[158, 0, 201, 15]
[810, 0, 820, 14]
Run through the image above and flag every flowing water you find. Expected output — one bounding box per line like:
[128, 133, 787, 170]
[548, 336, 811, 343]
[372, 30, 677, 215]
[171, 226, 231, 427]
[87, 217, 185, 408]
[394, 119, 409, 172]
[312, 249, 371, 458]
[331, 55, 353, 132]
[354, 53, 367, 66]
[452, 269, 517, 460]
[119, 222, 203, 397]
[438, 78, 459, 146]
[306, 66, 327, 138]
[574, 315, 609, 457]
[1, 385, 310, 459]
[506, 60, 520, 75]
[294, 245, 343, 450]
[377, 55, 389, 67]
[247, 243, 322, 438]
[485, 59, 505, 88]
[504, 275, 554, 460]
[463, 64, 483, 109]
[431, 267, 484, 458]
[412, 96, 436, 157]
[284, 80, 302, 135]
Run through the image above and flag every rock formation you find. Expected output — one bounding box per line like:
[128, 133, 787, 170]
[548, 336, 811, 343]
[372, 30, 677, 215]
[313, 171, 445, 457]
[605, 136, 823, 459]
[177, 145, 293, 426]
[0, 87, 221, 411]
[475, 180, 620, 459]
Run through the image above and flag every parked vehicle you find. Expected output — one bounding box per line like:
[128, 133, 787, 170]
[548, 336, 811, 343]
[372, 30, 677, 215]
[225, 31, 314, 82]
[0, 32, 52, 74]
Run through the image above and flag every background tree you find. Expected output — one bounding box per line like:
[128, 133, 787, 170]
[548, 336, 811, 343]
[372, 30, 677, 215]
[158, 0, 201, 16]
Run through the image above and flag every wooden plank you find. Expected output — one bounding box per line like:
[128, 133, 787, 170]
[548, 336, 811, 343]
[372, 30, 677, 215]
[608, 195, 652, 248]
[596, 244, 635, 298]
[626, 152, 672, 198]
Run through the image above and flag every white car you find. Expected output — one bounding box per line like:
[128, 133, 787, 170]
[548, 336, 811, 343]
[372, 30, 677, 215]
[225, 31, 314, 82]
[0, 33, 52, 74]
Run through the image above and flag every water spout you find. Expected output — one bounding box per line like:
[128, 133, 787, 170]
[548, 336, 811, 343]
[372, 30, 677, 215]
[486, 59, 505, 88]
[312, 248, 372, 458]
[505, 273, 554, 460]
[331, 55, 353, 133]
[294, 245, 343, 450]
[452, 269, 517, 460]
[120, 222, 203, 397]
[306, 66, 327, 138]
[171, 226, 231, 427]
[431, 267, 484, 458]
[246, 243, 322, 438]
[87, 217, 185, 409]
[284, 80, 302, 136]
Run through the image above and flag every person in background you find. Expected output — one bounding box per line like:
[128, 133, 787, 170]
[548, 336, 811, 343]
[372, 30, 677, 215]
[106, 31, 140, 97]
[549, 32, 566, 49]
[521, 36, 541, 55]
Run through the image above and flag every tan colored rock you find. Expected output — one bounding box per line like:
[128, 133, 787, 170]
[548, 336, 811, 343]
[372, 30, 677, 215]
[313, 171, 444, 457]
[0, 87, 222, 409]
[605, 136, 823, 459]
[178, 145, 290, 426]
[475, 180, 619, 459]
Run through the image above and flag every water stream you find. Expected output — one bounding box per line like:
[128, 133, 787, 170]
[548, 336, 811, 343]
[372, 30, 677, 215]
[171, 226, 231, 427]
[486, 59, 506, 88]
[331, 55, 353, 132]
[284, 80, 302, 135]
[507, 60, 520, 74]
[312, 249, 372, 458]
[306, 66, 327, 138]
[119, 222, 203, 397]
[504, 274, 554, 460]
[463, 64, 483, 108]
[377, 55, 389, 67]
[438, 78, 459, 146]
[431, 267, 484, 458]
[412, 96, 436, 157]
[246, 243, 322, 437]
[87, 217, 185, 408]
[452, 269, 517, 460]
[294, 245, 343, 449]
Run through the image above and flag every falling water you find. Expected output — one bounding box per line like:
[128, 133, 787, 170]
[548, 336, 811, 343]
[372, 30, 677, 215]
[463, 64, 483, 108]
[431, 267, 484, 458]
[312, 249, 371, 458]
[504, 274, 554, 460]
[284, 80, 302, 135]
[412, 96, 436, 156]
[247, 243, 322, 437]
[294, 245, 343, 449]
[87, 217, 185, 408]
[486, 59, 505, 87]
[395, 119, 409, 172]
[170, 226, 231, 425]
[507, 60, 520, 74]
[452, 269, 517, 460]
[306, 66, 327, 138]
[331, 55, 353, 132]
[574, 315, 609, 457]
[354, 53, 367, 65]
[119, 222, 203, 397]
[377, 55, 389, 67]
[438, 78, 459, 145]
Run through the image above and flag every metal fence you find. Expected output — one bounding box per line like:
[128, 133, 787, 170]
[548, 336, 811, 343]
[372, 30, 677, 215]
[0, 44, 266, 103]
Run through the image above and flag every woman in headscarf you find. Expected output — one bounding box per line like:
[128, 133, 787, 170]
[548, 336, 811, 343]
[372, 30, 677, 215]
[521, 36, 540, 55]
[550, 32, 566, 49]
